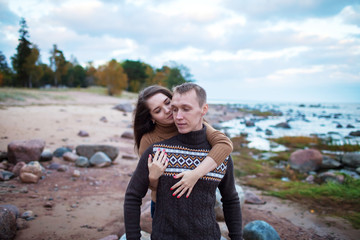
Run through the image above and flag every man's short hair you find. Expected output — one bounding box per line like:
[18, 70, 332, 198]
[172, 83, 207, 107]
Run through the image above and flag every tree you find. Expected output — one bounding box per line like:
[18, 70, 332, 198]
[49, 44, 67, 86]
[96, 59, 128, 95]
[165, 62, 194, 90]
[122, 60, 148, 92]
[23, 44, 43, 88]
[11, 17, 32, 87]
[65, 63, 87, 87]
[85, 61, 97, 86]
[38, 63, 53, 87]
[0, 51, 13, 86]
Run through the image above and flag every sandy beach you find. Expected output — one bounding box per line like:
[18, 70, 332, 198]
[0, 90, 359, 240]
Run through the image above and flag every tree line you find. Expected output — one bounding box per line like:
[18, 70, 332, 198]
[0, 18, 193, 95]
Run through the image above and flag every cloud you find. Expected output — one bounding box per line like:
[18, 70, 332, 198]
[1, 0, 359, 103]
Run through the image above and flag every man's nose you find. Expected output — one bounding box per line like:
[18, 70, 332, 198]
[175, 110, 183, 119]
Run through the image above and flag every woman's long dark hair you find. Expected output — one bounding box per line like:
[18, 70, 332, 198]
[133, 85, 173, 151]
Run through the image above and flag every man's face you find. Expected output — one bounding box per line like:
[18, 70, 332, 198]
[171, 89, 208, 134]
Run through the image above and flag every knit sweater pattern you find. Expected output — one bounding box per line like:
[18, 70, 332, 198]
[124, 126, 242, 240]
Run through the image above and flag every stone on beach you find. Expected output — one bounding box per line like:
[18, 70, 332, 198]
[342, 152, 360, 168]
[19, 161, 44, 183]
[62, 151, 79, 162]
[7, 139, 45, 164]
[0, 206, 17, 240]
[245, 190, 266, 205]
[243, 220, 281, 240]
[75, 156, 90, 167]
[289, 149, 323, 173]
[76, 144, 119, 161]
[89, 152, 112, 167]
[53, 147, 72, 157]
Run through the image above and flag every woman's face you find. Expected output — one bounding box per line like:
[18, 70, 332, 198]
[147, 93, 174, 125]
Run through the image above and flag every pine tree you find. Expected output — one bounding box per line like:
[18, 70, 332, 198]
[11, 18, 32, 87]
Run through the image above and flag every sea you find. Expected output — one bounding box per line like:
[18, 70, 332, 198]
[209, 100, 360, 152]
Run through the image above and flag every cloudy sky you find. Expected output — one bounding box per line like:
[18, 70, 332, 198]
[1, 0, 360, 103]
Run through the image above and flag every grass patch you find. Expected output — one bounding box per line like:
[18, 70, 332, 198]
[0, 88, 42, 101]
[236, 108, 282, 117]
[271, 136, 360, 152]
[231, 146, 360, 229]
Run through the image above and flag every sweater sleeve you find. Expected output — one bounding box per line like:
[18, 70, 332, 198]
[138, 134, 153, 156]
[218, 156, 243, 240]
[204, 122, 233, 166]
[124, 146, 153, 239]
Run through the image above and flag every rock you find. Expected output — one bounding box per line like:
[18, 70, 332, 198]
[119, 231, 151, 240]
[53, 147, 72, 157]
[7, 139, 46, 164]
[245, 120, 255, 127]
[0, 170, 14, 181]
[346, 124, 355, 128]
[0, 204, 19, 219]
[113, 103, 134, 112]
[75, 156, 90, 167]
[243, 220, 280, 240]
[72, 170, 81, 177]
[321, 156, 341, 169]
[76, 144, 119, 161]
[47, 163, 61, 170]
[0, 151, 8, 161]
[349, 130, 360, 137]
[289, 149, 323, 173]
[256, 127, 262, 132]
[78, 130, 89, 137]
[0, 207, 17, 240]
[44, 201, 54, 208]
[244, 190, 266, 205]
[100, 116, 108, 123]
[317, 171, 345, 184]
[89, 152, 112, 167]
[122, 154, 138, 160]
[62, 152, 79, 162]
[342, 152, 360, 168]
[121, 131, 135, 140]
[336, 123, 343, 128]
[99, 235, 119, 240]
[40, 149, 53, 162]
[11, 162, 26, 177]
[19, 161, 44, 183]
[274, 122, 291, 129]
[21, 210, 34, 220]
[305, 174, 315, 183]
[265, 129, 273, 136]
[57, 165, 69, 172]
[356, 167, 360, 174]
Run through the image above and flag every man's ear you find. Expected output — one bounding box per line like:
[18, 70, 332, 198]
[201, 104, 208, 116]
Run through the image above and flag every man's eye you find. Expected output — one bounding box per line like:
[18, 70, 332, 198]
[172, 108, 178, 112]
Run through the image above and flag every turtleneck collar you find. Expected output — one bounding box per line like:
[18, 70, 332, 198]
[177, 124, 207, 146]
[154, 121, 178, 135]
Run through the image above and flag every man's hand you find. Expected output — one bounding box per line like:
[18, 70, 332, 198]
[148, 149, 168, 190]
[170, 170, 201, 198]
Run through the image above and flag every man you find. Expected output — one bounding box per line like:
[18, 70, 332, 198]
[124, 83, 242, 239]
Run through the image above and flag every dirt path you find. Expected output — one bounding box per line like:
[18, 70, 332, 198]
[0, 90, 359, 240]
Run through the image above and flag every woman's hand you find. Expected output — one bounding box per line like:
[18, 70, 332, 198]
[148, 149, 168, 190]
[170, 170, 201, 198]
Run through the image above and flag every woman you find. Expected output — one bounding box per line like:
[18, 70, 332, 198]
[133, 85, 233, 211]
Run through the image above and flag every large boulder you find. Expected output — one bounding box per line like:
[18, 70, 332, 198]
[7, 139, 45, 164]
[113, 103, 134, 112]
[0, 207, 17, 240]
[243, 220, 280, 240]
[76, 145, 119, 161]
[289, 149, 323, 173]
[342, 152, 360, 168]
